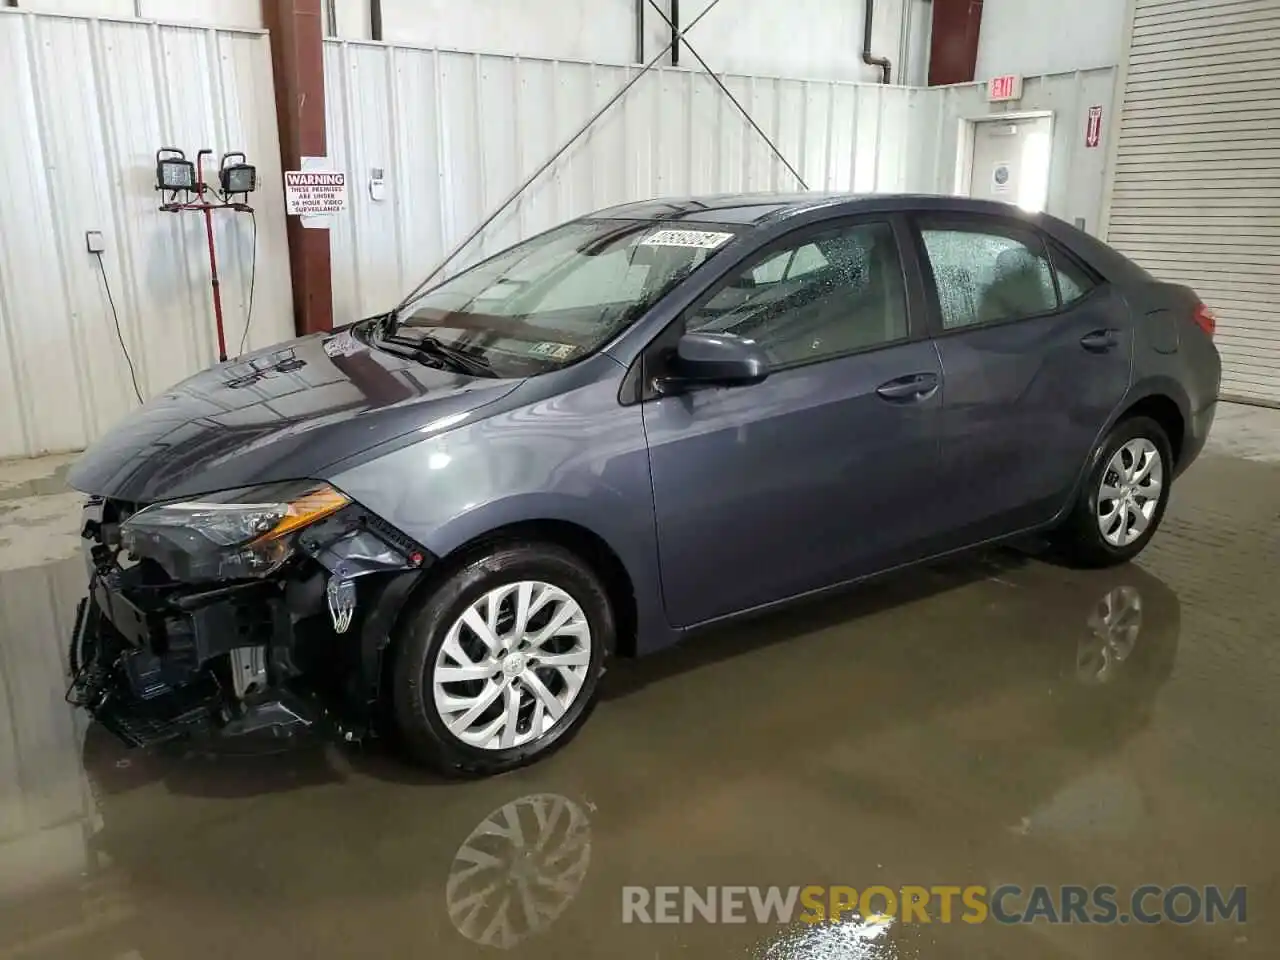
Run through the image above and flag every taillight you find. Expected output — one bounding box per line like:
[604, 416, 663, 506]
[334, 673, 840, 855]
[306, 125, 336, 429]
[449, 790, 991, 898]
[1193, 303, 1216, 338]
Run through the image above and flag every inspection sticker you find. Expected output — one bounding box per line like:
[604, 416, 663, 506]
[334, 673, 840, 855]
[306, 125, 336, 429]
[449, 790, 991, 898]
[640, 229, 735, 249]
[323, 331, 364, 358]
[529, 341, 578, 360]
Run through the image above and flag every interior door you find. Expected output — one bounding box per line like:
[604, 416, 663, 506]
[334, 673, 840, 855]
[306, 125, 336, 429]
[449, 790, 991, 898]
[968, 117, 1053, 212]
[915, 216, 1132, 545]
[640, 218, 945, 628]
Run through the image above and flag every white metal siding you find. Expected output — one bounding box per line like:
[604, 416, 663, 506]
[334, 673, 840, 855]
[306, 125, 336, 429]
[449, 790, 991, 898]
[1107, 0, 1280, 404]
[0, 10, 293, 460]
[330, 0, 930, 84]
[920, 68, 1118, 235]
[324, 40, 919, 321]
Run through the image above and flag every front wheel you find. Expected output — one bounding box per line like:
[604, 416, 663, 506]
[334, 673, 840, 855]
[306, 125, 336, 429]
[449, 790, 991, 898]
[390, 542, 611, 776]
[1052, 416, 1173, 568]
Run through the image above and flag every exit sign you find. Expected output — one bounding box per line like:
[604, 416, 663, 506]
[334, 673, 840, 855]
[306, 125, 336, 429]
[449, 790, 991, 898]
[987, 74, 1024, 102]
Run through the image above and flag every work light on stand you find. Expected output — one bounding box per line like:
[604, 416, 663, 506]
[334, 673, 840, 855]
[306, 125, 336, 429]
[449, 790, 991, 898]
[156, 145, 258, 363]
[219, 152, 258, 198]
[155, 148, 196, 195]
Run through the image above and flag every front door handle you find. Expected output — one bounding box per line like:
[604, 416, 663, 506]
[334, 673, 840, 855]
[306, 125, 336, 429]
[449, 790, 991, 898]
[876, 372, 940, 402]
[1080, 329, 1120, 352]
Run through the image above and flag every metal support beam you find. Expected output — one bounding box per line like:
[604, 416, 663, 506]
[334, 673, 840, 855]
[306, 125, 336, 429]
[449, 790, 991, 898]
[262, 0, 332, 335]
[670, 0, 680, 66]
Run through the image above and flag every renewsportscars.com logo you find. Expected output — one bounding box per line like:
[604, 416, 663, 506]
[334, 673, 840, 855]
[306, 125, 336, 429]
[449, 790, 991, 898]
[621, 884, 1248, 926]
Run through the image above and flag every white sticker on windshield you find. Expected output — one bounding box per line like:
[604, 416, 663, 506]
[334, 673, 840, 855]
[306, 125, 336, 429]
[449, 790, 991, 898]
[639, 229, 735, 249]
[529, 341, 578, 360]
[323, 331, 364, 358]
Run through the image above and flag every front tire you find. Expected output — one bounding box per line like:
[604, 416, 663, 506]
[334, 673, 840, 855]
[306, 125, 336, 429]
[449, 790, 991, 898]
[391, 542, 611, 776]
[1053, 415, 1173, 568]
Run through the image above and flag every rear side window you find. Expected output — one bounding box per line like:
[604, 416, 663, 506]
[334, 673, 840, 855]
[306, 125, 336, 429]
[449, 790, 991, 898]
[1051, 245, 1100, 306]
[920, 224, 1057, 329]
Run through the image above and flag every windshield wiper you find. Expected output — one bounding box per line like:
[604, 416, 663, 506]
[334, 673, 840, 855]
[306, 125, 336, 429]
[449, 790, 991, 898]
[373, 309, 397, 339]
[381, 332, 493, 377]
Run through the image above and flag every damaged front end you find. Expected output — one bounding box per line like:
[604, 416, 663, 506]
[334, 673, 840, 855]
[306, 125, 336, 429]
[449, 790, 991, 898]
[67, 482, 431, 749]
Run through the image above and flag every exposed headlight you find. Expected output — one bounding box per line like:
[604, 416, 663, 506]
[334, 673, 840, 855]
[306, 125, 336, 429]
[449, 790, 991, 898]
[120, 481, 351, 582]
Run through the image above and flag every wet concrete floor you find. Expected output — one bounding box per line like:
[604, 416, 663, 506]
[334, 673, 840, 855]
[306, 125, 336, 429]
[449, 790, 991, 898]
[0, 410, 1277, 959]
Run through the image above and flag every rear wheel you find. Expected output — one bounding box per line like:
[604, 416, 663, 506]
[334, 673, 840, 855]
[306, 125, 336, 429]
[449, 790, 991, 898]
[391, 542, 611, 776]
[1053, 416, 1173, 568]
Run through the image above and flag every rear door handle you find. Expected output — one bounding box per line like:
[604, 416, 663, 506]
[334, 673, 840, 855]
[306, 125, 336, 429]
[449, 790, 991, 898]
[876, 372, 940, 402]
[1080, 329, 1120, 352]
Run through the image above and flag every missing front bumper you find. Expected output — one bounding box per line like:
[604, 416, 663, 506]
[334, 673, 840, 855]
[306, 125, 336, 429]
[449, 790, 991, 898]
[69, 495, 434, 750]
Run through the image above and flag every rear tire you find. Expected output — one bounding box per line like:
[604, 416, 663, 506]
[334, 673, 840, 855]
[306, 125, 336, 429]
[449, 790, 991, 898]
[390, 542, 611, 776]
[1052, 416, 1173, 568]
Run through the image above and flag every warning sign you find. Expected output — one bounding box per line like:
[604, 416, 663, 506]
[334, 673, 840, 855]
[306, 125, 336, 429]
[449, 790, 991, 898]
[284, 170, 347, 216]
[1085, 105, 1104, 149]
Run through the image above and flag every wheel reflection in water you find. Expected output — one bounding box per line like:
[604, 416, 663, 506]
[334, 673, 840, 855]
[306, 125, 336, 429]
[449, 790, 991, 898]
[446, 793, 592, 949]
[1077, 585, 1143, 685]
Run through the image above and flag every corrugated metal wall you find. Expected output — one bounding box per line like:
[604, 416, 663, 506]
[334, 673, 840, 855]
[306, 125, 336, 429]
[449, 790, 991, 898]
[0, 14, 1124, 462]
[1106, 0, 1280, 406]
[323, 40, 917, 321]
[917, 68, 1118, 235]
[0, 9, 293, 460]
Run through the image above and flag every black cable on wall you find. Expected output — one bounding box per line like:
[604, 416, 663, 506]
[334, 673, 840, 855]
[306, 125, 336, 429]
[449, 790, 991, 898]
[93, 252, 144, 406]
[237, 209, 259, 357]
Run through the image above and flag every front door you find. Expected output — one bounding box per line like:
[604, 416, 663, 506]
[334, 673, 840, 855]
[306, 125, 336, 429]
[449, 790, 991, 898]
[641, 218, 945, 628]
[913, 215, 1132, 545]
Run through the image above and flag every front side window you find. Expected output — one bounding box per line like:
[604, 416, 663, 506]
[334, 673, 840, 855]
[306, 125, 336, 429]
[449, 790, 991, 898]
[920, 224, 1058, 330]
[388, 220, 738, 376]
[685, 221, 909, 368]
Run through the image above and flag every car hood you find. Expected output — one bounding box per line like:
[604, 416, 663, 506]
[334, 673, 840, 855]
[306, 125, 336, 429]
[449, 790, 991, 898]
[67, 329, 521, 503]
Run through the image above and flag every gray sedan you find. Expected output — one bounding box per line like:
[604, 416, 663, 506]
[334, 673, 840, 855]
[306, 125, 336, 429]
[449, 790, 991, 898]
[66, 193, 1221, 775]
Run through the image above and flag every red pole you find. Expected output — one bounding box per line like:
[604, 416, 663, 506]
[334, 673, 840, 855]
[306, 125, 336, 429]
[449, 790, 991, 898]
[202, 205, 228, 362]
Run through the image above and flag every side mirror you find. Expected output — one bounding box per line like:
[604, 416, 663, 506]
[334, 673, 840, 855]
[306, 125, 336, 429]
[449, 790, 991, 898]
[659, 331, 770, 393]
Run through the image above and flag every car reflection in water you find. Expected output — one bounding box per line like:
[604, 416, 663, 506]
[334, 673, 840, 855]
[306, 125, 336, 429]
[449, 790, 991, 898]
[0, 550, 1179, 959]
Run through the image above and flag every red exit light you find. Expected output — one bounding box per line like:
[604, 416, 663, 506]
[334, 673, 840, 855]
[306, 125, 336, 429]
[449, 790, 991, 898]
[988, 75, 1023, 102]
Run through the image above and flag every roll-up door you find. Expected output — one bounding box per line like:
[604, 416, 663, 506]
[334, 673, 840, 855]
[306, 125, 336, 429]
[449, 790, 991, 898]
[1107, 0, 1280, 405]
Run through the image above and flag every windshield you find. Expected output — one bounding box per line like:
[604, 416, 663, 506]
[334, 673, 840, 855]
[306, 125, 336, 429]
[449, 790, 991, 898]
[384, 219, 739, 376]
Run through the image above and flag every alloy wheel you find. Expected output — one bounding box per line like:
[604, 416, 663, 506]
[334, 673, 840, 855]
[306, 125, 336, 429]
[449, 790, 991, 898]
[432, 581, 592, 750]
[1096, 438, 1163, 547]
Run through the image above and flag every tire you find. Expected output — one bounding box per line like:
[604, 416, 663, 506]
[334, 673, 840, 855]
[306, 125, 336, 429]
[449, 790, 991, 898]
[390, 541, 611, 776]
[1053, 415, 1173, 568]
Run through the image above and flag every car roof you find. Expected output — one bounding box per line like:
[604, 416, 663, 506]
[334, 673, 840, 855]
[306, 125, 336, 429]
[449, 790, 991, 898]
[588, 192, 1033, 226]
[586, 192, 1148, 284]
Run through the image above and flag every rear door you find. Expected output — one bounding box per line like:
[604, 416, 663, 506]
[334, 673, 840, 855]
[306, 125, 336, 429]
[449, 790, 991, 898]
[912, 215, 1133, 544]
[641, 216, 947, 628]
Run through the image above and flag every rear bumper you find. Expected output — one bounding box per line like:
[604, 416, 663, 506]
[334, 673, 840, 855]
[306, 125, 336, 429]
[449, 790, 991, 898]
[1177, 398, 1217, 477]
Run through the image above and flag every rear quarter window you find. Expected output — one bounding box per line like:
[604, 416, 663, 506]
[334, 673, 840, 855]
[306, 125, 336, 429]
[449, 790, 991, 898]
[1049, 244, 1101, 306]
